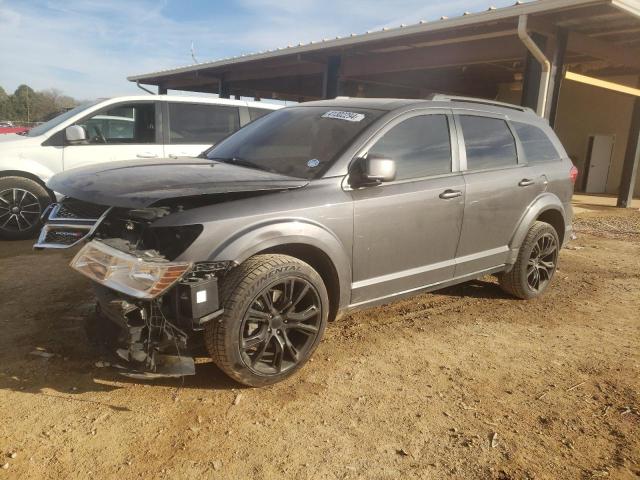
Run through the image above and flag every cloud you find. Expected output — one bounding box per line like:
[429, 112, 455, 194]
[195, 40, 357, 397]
[0, 0, 526, 99]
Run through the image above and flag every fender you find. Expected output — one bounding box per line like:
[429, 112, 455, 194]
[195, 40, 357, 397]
[506, 193, 566, 265]
[0, 158, 58, 186]
[207, 218, 352, 313]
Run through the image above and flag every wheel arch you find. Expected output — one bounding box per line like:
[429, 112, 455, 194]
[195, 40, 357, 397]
[0, 170, 56, 201]
[507, 193, 566, 265]
[260, 243, 342, 322]
[536, 209, 565, 245]
[208, 220, 352, 321]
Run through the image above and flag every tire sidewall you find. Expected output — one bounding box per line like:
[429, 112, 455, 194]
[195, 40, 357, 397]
[518, 223, 559, 299]
[0, 176, 51, 240]
[219, 259, 329, 386]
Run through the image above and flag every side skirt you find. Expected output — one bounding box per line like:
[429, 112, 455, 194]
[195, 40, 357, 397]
[346, 265, 506, 313]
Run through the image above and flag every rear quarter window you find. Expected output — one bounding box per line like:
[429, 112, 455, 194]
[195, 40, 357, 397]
[460, 115, 517, 170]
[248, 107, 273, 121]
[512, 121, 560, 163]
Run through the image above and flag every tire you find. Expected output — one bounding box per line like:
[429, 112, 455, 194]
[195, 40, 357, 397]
[205, 254, 329, 387]
[499, 221, 560, 300]
[0, 176, 51, 240]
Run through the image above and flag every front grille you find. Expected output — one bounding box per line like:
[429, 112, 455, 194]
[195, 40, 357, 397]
[34, 223, 93, 249]
[35, 199, 112, 250]
[53, 199, 109, 220]
[44, 228, 88, 246]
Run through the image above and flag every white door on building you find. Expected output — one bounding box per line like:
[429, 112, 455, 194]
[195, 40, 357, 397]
[585, 135, 615, 193]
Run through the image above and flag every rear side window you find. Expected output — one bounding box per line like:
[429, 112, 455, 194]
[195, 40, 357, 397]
[512, 121, 560, 163]
[168, 103, 240, 144]
[249, 107, 272, 121]
[460, 115, 517, 170]
[367, 114, 452, 180]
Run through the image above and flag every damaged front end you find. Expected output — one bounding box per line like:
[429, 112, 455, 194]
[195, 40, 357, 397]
[36, 197, 229, 379]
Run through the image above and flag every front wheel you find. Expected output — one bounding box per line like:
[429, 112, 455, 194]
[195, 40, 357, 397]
[0, 176, 51, 240]
[499, 221, 560, 299]
[205, 254, 329, 387]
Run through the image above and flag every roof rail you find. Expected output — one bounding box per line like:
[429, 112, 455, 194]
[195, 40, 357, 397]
[429, 94, 535, 114]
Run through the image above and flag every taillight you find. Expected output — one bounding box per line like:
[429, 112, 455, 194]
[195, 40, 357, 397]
[569, 166, 578, 184]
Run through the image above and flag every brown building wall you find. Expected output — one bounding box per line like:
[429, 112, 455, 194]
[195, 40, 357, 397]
[553, 75, 639, 195]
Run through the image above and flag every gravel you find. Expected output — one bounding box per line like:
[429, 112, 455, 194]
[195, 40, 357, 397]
[573, 211, 640, 240]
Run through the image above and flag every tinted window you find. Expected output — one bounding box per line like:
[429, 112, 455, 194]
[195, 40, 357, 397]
[206, 106, 383, 179]
[460, 116, 517, 170]
[169, 103, 239, 144]
[512, 121, 559, 163]
[249, 107, 272, 121]
[367, 115, 451, 180]
[77, 103, 156, 144]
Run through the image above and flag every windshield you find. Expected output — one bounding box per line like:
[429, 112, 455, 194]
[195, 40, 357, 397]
[26, 100, 102, 137]
[205, 106, 383, 179]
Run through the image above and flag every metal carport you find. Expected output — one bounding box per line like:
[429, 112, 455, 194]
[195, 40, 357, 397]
[128, 0, 640, 206]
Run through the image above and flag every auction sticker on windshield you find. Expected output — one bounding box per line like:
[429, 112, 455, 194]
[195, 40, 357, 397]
[321, 111, 365, 122]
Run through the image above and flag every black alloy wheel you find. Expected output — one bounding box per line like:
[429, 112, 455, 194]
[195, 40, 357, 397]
[205, 254, 329, 387]
[526, 232, 558, 292]
[499, 220, 560, 300]
[240, 277, 322, 375]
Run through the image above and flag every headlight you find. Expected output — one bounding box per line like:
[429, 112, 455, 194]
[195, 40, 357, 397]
[70, 240, 192, 299]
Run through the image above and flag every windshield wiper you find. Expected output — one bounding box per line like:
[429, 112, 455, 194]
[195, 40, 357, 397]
[209, 157, 266, 172]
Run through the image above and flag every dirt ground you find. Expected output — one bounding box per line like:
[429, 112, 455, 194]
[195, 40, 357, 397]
[0, 202, 638, 480]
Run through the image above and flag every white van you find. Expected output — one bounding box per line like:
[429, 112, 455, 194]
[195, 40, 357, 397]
[0, 95, 281, 239]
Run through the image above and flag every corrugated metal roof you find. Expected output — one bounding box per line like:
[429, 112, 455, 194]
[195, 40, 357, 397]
[129, 0, 636, 82]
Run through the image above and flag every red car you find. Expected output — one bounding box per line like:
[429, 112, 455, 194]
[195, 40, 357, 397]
[0, 126, 30, 134]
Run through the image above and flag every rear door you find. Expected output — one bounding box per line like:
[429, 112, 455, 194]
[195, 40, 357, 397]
[454, 112, 541, 276]
[349, 109, 465, 305]
[163, 102, 241, 158]
[62, 101, 162, 171]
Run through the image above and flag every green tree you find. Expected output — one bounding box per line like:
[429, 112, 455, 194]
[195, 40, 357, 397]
[0, 86, 13, 121]
[0, 84, 80, 124]
[11, 84, 36, 122]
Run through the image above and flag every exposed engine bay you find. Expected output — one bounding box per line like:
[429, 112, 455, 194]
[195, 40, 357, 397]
[36, 197, 231, 378]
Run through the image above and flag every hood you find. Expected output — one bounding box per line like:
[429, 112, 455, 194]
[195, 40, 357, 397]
[47, 158, 309, 208]
[0, 133, 30, 144]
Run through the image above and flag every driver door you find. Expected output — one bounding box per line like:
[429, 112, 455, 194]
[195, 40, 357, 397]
[62, 101, 163, 171]
[349, 110, 465, 306]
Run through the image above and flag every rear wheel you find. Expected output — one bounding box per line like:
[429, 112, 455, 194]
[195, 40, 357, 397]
[0, 176, 51, 240]
[499, 221, 559, 299]
[205, 254, 329, 387]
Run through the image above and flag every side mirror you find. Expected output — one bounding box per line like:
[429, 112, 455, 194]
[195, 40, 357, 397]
[349, 156, 397, 187]
[65, 125, 86, 143]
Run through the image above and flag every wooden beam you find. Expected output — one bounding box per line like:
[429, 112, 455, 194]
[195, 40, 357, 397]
[226, 62, 323, 82]
[565, 71, 640, 97]
[567, 31, 640, 68]
[341, 36, 525, 77]
[165, 74, 219, 90]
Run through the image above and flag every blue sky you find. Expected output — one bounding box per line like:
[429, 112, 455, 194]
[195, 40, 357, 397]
[0, 0, 524, 99]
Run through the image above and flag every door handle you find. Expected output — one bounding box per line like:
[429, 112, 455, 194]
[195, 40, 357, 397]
[439, 189, 463, 199]
[136, 153, 158, 159]
[518, 178, 535, 187]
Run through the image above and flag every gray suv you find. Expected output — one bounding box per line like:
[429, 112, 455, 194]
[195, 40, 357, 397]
[36, 96, 576, 386]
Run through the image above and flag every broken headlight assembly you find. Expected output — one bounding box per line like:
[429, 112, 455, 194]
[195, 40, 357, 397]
[70, 240, 192, 299]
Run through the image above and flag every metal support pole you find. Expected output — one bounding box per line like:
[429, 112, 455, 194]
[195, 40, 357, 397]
[218, 78, 230, 99]
[547, 28, 568, 126]
[322, 55, 342, 99]
[617, 96, 640, 207]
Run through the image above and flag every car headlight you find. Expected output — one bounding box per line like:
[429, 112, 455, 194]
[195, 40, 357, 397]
[70, 240, 192, 299]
